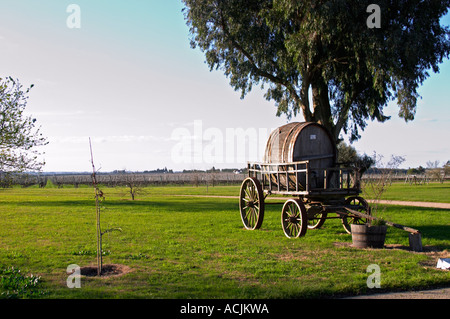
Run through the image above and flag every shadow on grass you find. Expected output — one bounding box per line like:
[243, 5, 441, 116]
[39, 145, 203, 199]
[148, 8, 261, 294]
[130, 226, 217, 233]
[417, 225, 450, 245]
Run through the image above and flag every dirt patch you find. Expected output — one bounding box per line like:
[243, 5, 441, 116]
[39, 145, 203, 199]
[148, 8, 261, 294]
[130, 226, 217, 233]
[80, 264, 132, 278]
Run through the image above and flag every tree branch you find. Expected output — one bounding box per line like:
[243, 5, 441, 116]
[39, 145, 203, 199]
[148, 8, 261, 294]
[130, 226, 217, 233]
[334, 90, 359, 140]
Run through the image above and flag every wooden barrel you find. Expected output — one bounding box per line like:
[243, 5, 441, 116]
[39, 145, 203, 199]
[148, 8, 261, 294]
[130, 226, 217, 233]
[264, 122, 336, 165]
[351, 224, 370, 248]
[351, 224, 387, 248]
[263, 122, 336, 190]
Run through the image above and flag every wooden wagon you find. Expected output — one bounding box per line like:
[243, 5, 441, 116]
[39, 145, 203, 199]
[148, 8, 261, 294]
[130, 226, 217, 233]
[239, 122, 371, 238]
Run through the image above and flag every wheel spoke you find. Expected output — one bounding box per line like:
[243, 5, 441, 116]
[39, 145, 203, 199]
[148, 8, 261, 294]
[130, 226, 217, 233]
[288, 204, 296, 217]
[249, 208, 256, 226]
[244, 187, 252, 201]
[250, 185, 257, 201]
[246, 207, 252, 224]
[244, 206, 251, 219]
[294, 224, 300, 236]
[290, 223, 299, 236]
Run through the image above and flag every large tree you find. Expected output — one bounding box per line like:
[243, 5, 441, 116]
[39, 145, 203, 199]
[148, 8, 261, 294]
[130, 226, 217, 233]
[183, 0, 450, 142]
[0, 77, 47, 172]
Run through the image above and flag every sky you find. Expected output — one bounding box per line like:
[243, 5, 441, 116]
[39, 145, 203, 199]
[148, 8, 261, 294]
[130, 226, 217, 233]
[0, 1, 449, 172]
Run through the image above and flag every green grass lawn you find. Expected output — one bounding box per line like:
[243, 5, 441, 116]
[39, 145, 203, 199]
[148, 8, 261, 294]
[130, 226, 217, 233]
[0, 184, 449, 299]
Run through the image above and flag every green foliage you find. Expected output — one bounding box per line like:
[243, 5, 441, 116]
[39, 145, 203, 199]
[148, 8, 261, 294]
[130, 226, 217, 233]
[0, 77, 48, 172]
[407, 166, 426, 175]
[0, 266, 45, 299]
[369, 217, 387, 226]
[337, 142, 374, 176]
[183, 0, 450, 141]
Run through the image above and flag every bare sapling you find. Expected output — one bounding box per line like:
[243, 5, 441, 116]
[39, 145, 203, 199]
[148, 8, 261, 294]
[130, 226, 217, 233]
[362, 153, 405, 225]
[426, 160, 446, 183]
[124, 174, 145, 200]
[89, 138, 122, 276]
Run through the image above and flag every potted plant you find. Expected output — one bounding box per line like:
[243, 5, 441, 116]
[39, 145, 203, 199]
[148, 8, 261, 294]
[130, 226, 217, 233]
[351, 153, 405, 249]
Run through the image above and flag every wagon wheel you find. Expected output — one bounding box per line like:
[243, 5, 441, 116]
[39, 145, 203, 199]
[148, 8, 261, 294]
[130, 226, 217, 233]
[281, 199, 308, 238]
[306, 203, 327, 229]
[239, 177, 265, 230]
[341, 196, 371, 234]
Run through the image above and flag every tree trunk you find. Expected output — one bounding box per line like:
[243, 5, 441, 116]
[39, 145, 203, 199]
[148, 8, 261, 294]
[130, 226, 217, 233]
[311, 79, 336, 143]
[299, 75, 313, 122]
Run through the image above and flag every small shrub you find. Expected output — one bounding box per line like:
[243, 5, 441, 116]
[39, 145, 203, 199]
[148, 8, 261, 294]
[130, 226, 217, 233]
[0, 266, 46, 299]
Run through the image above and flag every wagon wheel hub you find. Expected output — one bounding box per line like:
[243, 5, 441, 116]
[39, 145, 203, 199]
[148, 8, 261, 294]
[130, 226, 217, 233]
[289, 216, 299, 224]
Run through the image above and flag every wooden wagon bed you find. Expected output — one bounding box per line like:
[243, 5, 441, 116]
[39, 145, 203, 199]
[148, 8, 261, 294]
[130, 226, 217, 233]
[247, 161, 361, 198]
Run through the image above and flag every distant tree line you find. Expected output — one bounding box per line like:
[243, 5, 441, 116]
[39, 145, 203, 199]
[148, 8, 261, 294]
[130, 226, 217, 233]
[112, 167, 174, 174]
[0, 170, 246, 188]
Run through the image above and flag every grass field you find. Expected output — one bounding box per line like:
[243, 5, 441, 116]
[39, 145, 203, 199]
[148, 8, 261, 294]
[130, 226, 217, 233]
[370, 182, 450, 203]
[0, 182, 449, 299]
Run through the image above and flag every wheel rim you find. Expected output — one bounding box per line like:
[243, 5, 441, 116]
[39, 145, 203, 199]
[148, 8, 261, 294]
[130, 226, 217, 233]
[281, 199, 307, 238]
[342, 196, 370, 234]
[307, 212, 327, 229]
[239, 177, 264, 230]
